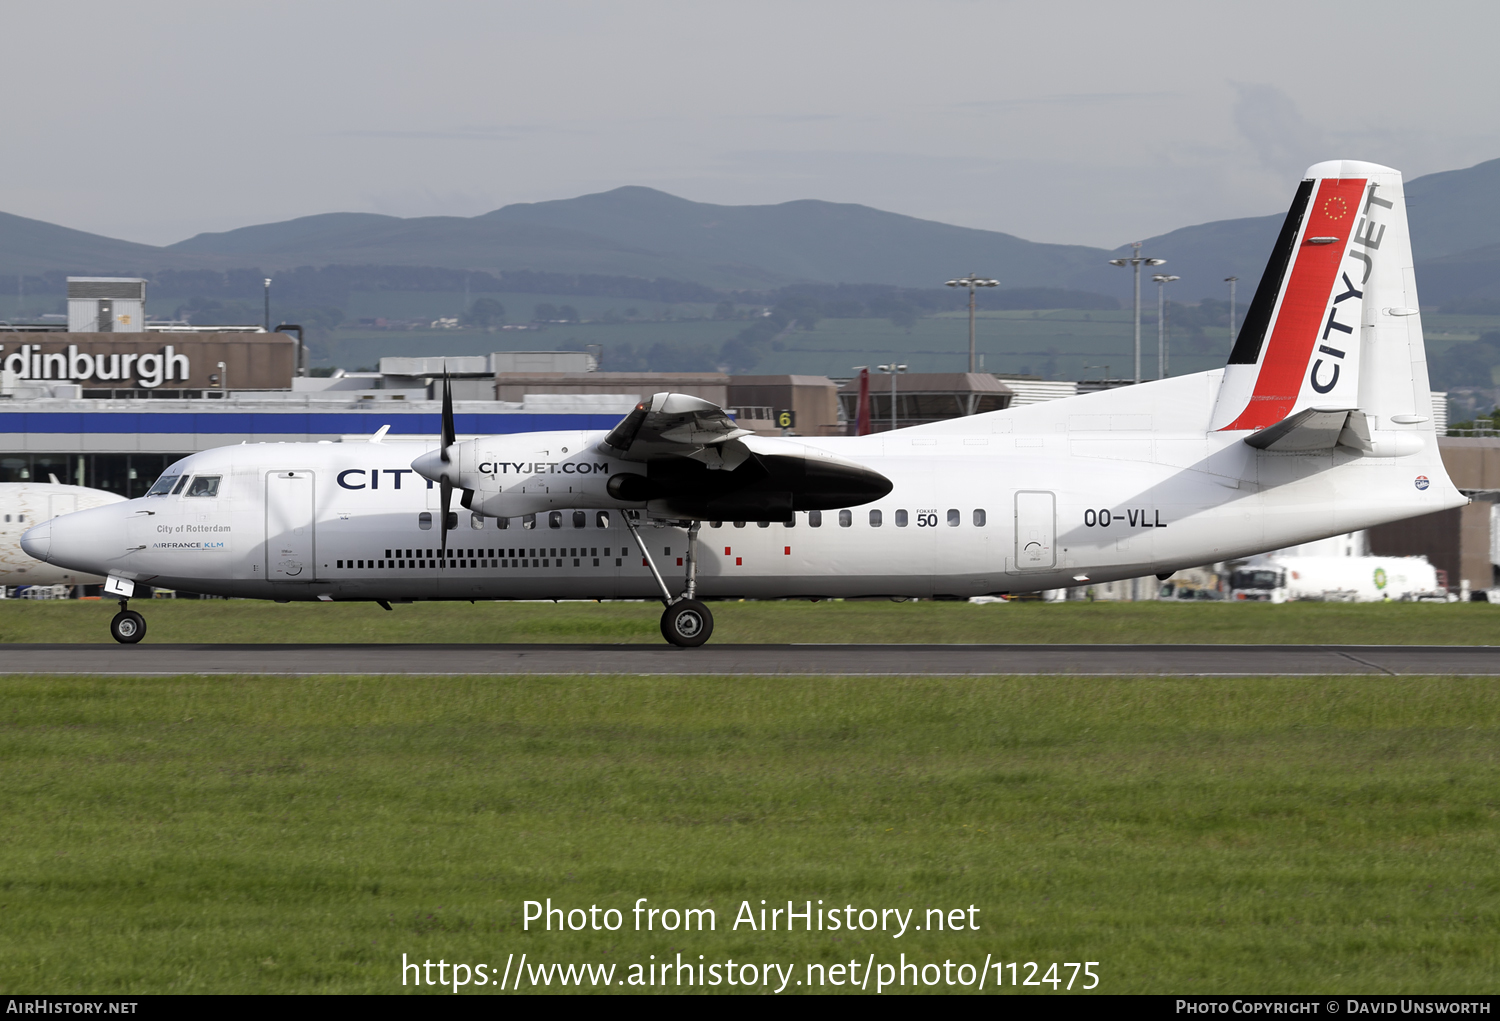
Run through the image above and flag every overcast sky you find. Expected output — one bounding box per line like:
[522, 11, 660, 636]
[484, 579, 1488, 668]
[6, 0, 1498, 249]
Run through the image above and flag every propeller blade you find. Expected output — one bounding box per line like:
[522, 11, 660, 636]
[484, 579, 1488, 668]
[440, 478, 452, 558]
[439, 370, 456, 462]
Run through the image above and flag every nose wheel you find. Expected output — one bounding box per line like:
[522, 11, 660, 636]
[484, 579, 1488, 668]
[110, 600, 146, 644]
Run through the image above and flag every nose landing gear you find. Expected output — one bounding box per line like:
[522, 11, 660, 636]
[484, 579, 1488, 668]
[624, 515, 715, 647]
[110, 600, 146, 644]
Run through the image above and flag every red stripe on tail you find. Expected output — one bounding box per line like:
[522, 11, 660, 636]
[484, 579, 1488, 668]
[1221, 177, 1366, 431]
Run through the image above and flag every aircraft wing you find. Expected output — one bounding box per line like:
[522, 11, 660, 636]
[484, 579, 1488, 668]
[597, 392, 892, 518]
[600, 392, 755, 469]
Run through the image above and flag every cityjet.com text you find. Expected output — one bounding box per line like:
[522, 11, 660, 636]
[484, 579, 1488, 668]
[401, 953, 1099, 992]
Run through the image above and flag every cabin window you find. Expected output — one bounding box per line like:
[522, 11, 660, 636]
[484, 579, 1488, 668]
[573, 510, 586, 528]
[838, 509, 852, 527]
[146, 475, 180, 496]
[758, 521, 770, 528]
[549, 511, 562, 529]
[895, 509, 908, 527]
[522, 514, 536, 529]
[973, 509, 987, 527]
[471, 513, 485, 529]
[783, 515, 794, 528]
[418, 512, 433, 530]
[733, 521, 746, 528]
[947, 509, 960, 527]
[808, 510, 821, 527]
[185, 475, 220, 498]
[596, 511, 611, 528]
[497, 516, 509, 529]
[869, 509, 882, 527]
[710, 521, 722, 528]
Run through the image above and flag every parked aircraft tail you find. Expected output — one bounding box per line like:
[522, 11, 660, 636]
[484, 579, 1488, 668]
[1210, 160, 1434, 441]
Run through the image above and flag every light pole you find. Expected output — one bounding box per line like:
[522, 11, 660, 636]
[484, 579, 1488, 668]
[1224, 276, 1238, 343]
[263, 278, 272, 332]
[878, 362, 907, 432]
[945, 272, 998, 373]
[1152, 273, 1179, 378]
[1108, 244, 1165, 384]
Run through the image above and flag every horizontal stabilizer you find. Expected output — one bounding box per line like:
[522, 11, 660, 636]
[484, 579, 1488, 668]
[1245, 406, 1355, 451]
[1245, 406, 1424, 458]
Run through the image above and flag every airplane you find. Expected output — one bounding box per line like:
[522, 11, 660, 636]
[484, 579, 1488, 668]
[21, 160, 1465, 646]
[1, 480, 125, 593]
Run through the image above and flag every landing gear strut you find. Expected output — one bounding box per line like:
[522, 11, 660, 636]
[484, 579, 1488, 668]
[624, 514, 714, 647]
[110, 599, 146, 644]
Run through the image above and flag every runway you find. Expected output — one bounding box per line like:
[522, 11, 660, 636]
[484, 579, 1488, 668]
[3, 643, 1500, 675]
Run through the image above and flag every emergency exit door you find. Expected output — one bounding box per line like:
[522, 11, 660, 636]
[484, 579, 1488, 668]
[1014, 491, 1056, 570]
[266, 471, 316, 580]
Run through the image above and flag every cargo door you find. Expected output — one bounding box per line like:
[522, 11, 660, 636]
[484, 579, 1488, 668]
[1013, 490, 1056, 570]
[266, 470, 316, 580]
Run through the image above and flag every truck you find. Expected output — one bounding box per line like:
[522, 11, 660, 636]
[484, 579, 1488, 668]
[1228, 555, 1449, 603]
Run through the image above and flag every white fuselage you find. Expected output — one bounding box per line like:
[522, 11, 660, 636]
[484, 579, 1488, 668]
[21, 370, 1465, 602]
[0, 482, 124, 587]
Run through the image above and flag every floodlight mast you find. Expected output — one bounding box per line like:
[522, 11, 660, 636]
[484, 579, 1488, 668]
[1152, 273, 1179, 378]
[878, 362, 907, 432]
[945, 272, 999, 373]
[1224, 276, 1239, 343]
[1108, 243, 1165, 384]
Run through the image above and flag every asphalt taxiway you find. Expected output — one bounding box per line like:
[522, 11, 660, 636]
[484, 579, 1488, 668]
[1, 643, 1498, 675]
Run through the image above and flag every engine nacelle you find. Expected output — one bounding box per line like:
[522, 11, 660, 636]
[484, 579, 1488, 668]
[414, 429, 890, 523]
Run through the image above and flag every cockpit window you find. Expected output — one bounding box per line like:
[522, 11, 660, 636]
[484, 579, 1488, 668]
[184, 475, 221, 498]
[146, 475, 181, 496]
[172, 475, 190, 495]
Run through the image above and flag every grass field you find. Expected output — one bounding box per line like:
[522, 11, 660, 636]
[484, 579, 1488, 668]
[6, 597, 1500, 647]
[0, 670, 1495, 994]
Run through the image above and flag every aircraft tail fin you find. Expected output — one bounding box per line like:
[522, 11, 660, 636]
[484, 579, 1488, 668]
[1210, 161, 1434, 435]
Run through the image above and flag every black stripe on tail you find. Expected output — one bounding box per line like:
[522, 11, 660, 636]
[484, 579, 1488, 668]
[1228, 178, 1315, 365]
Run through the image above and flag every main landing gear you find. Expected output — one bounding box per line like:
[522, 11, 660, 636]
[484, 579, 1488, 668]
[110, 599, 146, 644]
[624, 514, 714, 648]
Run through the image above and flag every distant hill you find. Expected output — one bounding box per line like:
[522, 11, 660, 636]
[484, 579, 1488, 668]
[0, 210, 182, 276]
[4, 158, 1500, 308]
[165, 186, 1111, 293]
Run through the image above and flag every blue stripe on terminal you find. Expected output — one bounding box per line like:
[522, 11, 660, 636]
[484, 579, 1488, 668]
[0, 413, 622, 435]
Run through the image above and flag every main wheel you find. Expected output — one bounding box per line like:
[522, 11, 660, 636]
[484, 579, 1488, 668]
[660, 599, 713, 647]
[110, 610, 146, 644]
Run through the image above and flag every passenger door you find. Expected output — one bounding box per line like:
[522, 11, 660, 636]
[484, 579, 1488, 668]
[266, 471, 316, 580]
[1013, 490, 1056, 571]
